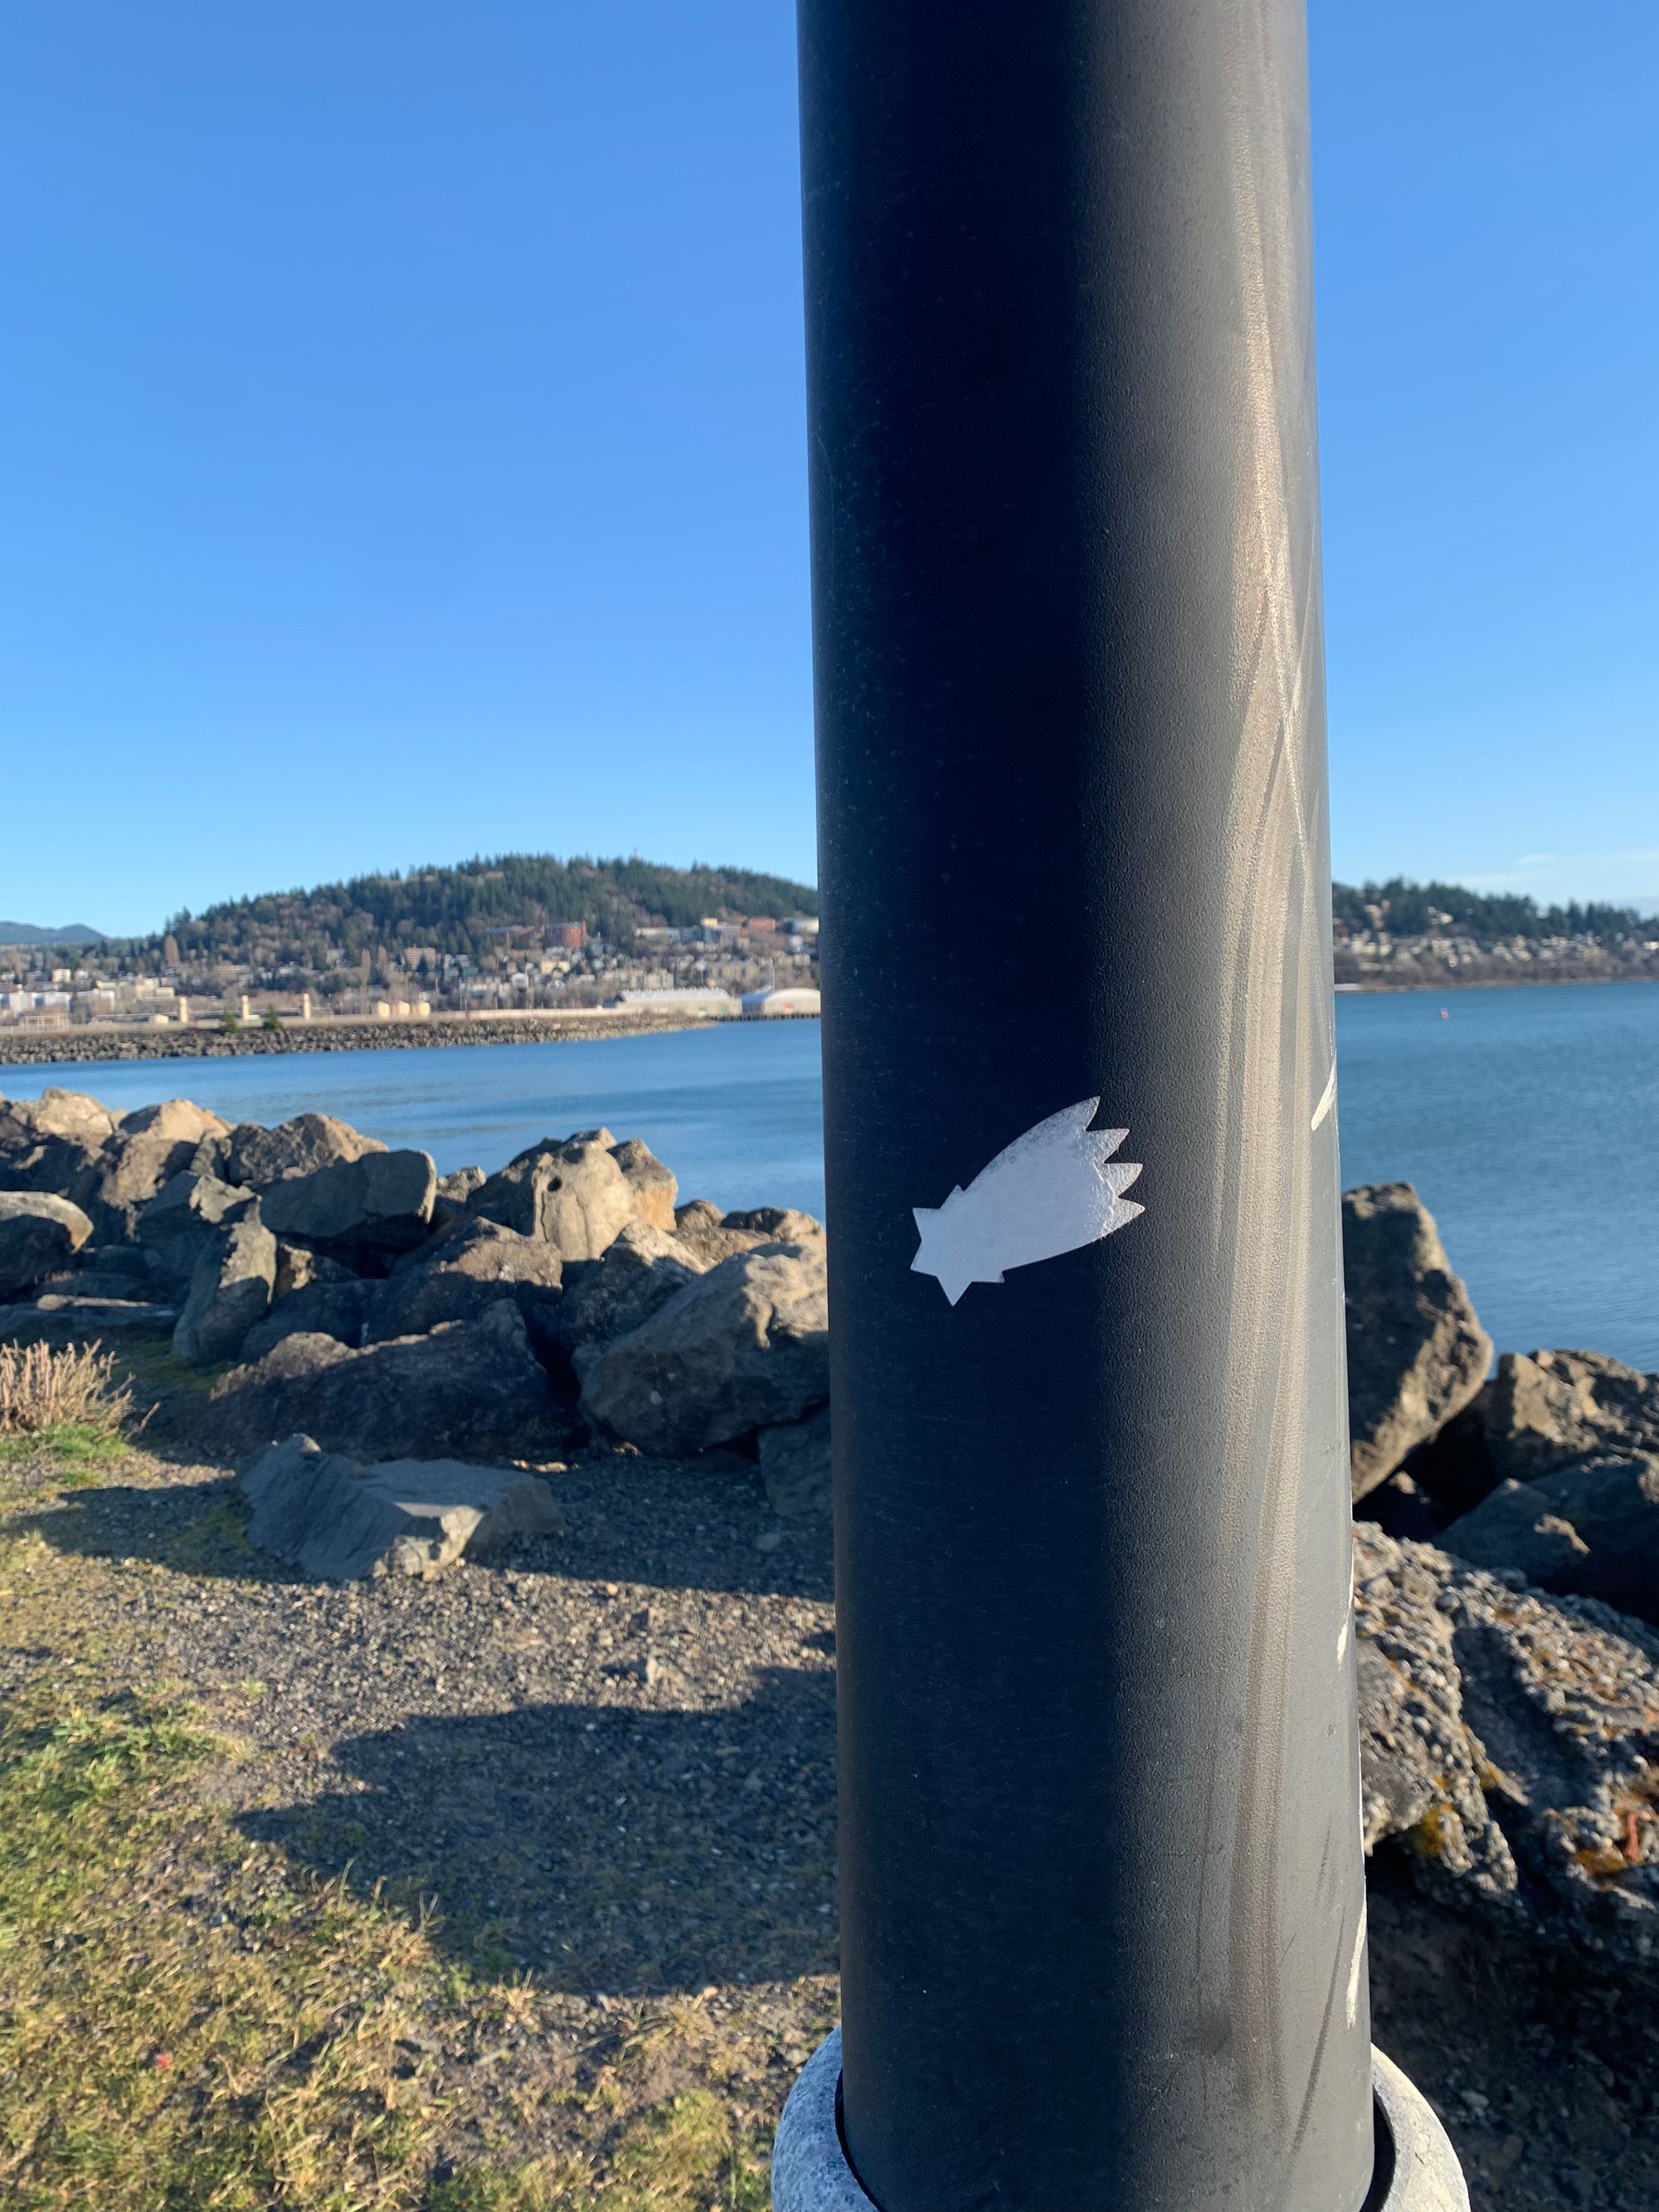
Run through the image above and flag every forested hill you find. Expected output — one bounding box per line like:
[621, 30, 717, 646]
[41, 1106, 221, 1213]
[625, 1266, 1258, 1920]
[75, 860, 1655, 973]
[122, 855, 817, 966]
[1331, 878, 1650, 947]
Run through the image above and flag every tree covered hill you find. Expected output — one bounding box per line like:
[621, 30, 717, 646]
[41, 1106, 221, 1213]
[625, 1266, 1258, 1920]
[0, 921, 106, 947]
[118, 854, 818, 969]
[49, 858, 1655, 975]
[1330, 878, 1651, 947]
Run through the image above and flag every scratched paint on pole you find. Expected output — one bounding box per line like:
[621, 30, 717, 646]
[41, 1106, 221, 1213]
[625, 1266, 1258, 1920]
[910, 1099, 1144, 1305]
[1311, 1062, 1337, 1132]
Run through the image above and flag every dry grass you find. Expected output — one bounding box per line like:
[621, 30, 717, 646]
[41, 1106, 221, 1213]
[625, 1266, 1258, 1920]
[0, 1677, 775, 2210]
[0, 1422, 800, 2210]
[0, 1339, 135, 1441]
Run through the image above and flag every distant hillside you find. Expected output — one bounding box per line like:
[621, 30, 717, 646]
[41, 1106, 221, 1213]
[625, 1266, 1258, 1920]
[1331, 878, 1650, 949]
[116, 854, 817, 968]
[0, 921, 105, 947]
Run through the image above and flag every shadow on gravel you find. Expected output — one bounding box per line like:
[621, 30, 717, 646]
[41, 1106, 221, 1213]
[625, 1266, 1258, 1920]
[20, 1475, 288, 1582]
[1366, 1865, 1659, 2206]
[531, 1456, 834, 1602]
[24, 1455, 834, 1601]
[236, 1663, 839, 1996]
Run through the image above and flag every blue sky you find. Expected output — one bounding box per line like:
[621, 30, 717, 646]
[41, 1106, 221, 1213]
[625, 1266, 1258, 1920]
[1, 2, 1653, 936]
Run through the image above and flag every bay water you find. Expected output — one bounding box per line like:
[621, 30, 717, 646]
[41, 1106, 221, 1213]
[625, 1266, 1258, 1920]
[5, 980, 1655, 1371]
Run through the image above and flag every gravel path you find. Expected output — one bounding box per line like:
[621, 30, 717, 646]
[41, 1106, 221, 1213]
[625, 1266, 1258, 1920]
[12, 1421, 1659, 2205]
[32, 1444, 837, 1998]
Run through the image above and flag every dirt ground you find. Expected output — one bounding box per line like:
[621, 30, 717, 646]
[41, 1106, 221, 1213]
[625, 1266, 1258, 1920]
[3, 1345, 1657, 2206]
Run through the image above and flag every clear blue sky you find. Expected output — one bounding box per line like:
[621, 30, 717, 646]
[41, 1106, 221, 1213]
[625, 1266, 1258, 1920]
[1, 2, 1653, 936]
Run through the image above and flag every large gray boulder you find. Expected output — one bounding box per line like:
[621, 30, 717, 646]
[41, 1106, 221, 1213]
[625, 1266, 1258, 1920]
[1354, 1521, 1659, 1971]
[272, 1241, 358, 1301]
[430, 1165, 485, 1231]
[0, 1191, 94, 1296]
[0, 1088, 118, 1197]
[1343, 1183, 1491, 1500]
[366, 1218, 563, 1347]
[260, 1148, 435, 1255]
[80, 1244, 152, 1283]
[208, 1300, 564, 1461]
[75, 1100, 231, 1242]
[1472, 1453, 1659, 1626]
[136, 1170, 256, 1287]
[608, 1139, 678, 1232]
[238, 1432, 562, 1581]
[1481, 1349, 1659, 1484]
[725, 1205, 824, 1242]
[759, 1405, 833, 1522]
[466, 1129, 635, 1259]
[1438, 1477, 1593, 1587]
[223, 1112, 387, 1190]
[551, 1221, 708, 1383]
[173, 1215, 278, 1365]
[120, 1098, 229, 1144]
[238, 1277, 380, 1365]
[581, 1238, 830, 1456]
[669, 1203, 825, 1271]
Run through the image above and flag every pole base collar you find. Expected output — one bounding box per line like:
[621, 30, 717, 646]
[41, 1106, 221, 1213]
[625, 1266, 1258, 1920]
[772, 2030, 1468, 2212]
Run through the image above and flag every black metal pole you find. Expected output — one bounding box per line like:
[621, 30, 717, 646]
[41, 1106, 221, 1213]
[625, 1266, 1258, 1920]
[799, 3, 1374, 2209]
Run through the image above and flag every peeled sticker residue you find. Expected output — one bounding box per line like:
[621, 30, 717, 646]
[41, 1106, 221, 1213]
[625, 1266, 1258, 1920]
[911, 1098, 1143, 1306]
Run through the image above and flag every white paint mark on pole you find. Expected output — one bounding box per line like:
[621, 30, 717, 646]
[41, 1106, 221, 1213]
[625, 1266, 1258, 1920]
[910, 1098, 1143, 1305]
[1345, 1902, 1369, 2029]
[1311, 1061, 1337, 1133]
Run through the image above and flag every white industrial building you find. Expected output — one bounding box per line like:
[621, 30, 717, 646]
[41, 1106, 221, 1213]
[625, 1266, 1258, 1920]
[617, 987, 742, 1017]
[740, 988, 822, 1018]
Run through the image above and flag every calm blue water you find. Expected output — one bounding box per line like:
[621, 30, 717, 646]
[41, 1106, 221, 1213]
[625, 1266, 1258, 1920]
[4, 983, 1656, 1369]
[1332, 984, 1658, 1372]
[0, 1020, 830, 1213]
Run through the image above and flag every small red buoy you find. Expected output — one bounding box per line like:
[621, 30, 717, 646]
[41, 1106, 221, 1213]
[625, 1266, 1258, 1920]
[1439, 1008, 1449, 1019]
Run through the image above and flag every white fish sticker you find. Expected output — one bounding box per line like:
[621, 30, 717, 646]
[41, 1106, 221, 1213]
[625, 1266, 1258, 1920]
[911, 1098, 1144, 1305]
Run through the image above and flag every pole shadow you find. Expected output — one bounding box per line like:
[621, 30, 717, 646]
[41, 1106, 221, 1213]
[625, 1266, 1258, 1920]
[22, 1453, 834, 1602]
[235, 1663, 839, 1993]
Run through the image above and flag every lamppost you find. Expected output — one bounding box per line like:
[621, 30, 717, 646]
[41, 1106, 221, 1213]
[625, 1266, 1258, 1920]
[774, 2, 1467, 2207]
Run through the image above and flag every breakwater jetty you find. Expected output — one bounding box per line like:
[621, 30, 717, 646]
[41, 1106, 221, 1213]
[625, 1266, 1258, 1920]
[0, 1008, 716, 1068]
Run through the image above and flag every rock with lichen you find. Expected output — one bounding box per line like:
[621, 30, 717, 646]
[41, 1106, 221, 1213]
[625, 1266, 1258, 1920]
[1355, 1522, 1659, 1973]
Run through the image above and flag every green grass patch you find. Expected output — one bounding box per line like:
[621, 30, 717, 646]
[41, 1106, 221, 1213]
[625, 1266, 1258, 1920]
[0, 1678, 782, 2211]
[109, 1333, 214, 1392]
[601, 2092, 771, 2211]
[0, 1685, 456, 2209]
[0, 1422, 134, 1476]
[150, 1485, 258, 1575]
[423, 2093, 771, 2212]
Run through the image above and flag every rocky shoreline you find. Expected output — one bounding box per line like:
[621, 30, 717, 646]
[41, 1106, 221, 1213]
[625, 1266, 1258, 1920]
[1338, 969, 1659, 994]
[2, 1082, 1657, 2109]
[0, 1008, 718, 1068]
[0, 1087, 836, 1548]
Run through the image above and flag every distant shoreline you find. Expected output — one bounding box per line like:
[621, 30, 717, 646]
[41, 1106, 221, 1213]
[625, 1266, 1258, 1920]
[0, 1007, 735, 1071]
[1335, 970, 1659, 996]
[1, 971, 1653, 1074]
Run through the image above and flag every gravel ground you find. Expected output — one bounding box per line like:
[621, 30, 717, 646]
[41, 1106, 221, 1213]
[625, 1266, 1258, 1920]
[9, 1394, 1659, 2205]
[10, 1428, 840, 2183]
